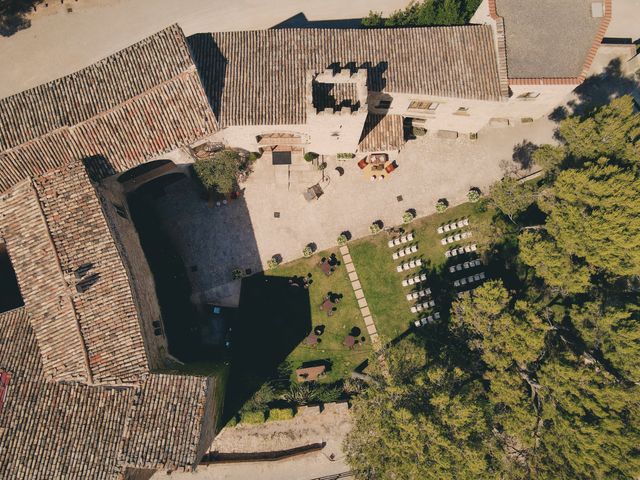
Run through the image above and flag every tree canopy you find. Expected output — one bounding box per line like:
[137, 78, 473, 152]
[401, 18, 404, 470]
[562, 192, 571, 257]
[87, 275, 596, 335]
[345, 96, 640, 480]
[193, 149, 242, 196]
[362, 0, 482, 28]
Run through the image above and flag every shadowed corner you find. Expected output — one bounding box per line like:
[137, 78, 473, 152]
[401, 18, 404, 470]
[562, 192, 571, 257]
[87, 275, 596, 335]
[0, 0, 40, 37]
[271, 12, 364, 30]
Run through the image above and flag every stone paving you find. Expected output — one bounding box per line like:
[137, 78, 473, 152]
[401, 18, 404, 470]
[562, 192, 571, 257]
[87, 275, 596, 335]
[339, 245, 380, 346]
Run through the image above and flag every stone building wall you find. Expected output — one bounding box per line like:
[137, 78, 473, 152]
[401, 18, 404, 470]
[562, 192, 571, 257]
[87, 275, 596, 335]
[95, 179, 169, 371]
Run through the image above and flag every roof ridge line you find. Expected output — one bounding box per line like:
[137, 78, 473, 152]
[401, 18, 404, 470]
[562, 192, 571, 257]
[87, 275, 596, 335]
[26, 177, 94, 384]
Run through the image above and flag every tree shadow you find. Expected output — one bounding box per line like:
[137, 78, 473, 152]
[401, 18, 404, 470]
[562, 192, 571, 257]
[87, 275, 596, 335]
[512, 140, 539, 171]
[567, 58, 640, 117]
[0, 0, 40, 37]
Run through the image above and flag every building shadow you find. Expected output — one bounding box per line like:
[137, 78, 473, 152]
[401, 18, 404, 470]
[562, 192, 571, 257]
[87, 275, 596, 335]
[566, 58, 640, 117]
[187, 34, 228, 121]
[223, 274, 312, 421]
[272, 12, 363, 29]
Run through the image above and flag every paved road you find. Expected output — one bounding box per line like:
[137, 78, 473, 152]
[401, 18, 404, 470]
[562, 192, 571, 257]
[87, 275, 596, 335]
[0, 0, 407, 98]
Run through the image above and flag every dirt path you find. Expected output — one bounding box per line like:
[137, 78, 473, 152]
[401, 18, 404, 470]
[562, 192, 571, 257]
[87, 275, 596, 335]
[0, 0, 407, 98]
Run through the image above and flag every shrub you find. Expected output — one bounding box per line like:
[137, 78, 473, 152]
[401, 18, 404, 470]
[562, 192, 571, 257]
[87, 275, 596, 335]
[303, 246, 313, 258]
[267, 257, 279, 269]
[247, 151, 262, 163]
[231, 268, 244, 280]
[402, 211, 415, 224]
[473, 198, 489, 214]
[337, 153, 356, 159]
[241, 410, 266, 424]
[435, 199, 449, 213]
[314, 384, 342, 403]
[467, 187, 481, 203]
[317, 161, 327, 171]
[369, 223, 381, 235]
[337, 234, 348, 246]
[304, 152, 319, 162]
[193, 149, 241, 196]
[267, 408, 295, 422]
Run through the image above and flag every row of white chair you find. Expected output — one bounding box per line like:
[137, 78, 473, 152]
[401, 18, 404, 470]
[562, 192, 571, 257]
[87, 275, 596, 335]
[406, 288, 431, 301]
[414, 312, 440, 327]
[388, 232, 414, 248]
[397, 259, 423, 273]
[445, 244, 477, 258]
[440, 231, 472, 245]
[437, 218, 468, 234]
[453, 272, 486, 287]
[392, 244, 418, 260]
[401, 273, 427, 287]
[410, 299, 435, 313]
[449, 259, 482, 273]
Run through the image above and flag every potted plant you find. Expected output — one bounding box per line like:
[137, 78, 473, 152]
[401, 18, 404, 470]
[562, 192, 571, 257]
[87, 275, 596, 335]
[369, 222, 382, 234]
[267, 257, 280, 269]
[467, 187, 481, 203]
[304, 152, 319, 162]
[303, 245, 313, 258]
[435, 199, 449, 213]
[337, 234, 348, 246]
[402, 210, 415, 224]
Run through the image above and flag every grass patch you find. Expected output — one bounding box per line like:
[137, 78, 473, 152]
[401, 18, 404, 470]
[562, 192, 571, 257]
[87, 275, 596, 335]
[349, 202, 496, 343]
[269, 250, 373, 383]
[240, 410, 266, 424]
[267, 407, 295, 422]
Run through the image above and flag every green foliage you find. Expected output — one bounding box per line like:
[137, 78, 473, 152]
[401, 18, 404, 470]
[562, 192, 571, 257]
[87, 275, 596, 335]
[488, 176, 536, 222]
[267, 407, 295, 422]
[337, 234, 348, 246]
[241, 382, 277, 413]
[337, 153, 356, 159]
[224, 415, 238, 428]
[240, 410, 266, 424]
[402, 211, 415, 224]
[193, 149, 242, 196]
[363, 0, 482, 28]
[369, 222, 381, 234]
[247, 151, 262, 162]
[559, 96, 640, 166]
[304, 152, 319, 162]
[231, 268, 244, 280]
[533, 144, 566, 177]
[266, 257, 279, 270]
[545, 161, 640, 276]
[570, 301, 640, 383]
[302, 246, 313, 258]
[435, 199, 448, 213]
[412, 126, 427, 137]
[284, 382, 342, 405]
[518, 231, 592, 294]
[467, 187, 481, 203]
[345, 339, 496, 479]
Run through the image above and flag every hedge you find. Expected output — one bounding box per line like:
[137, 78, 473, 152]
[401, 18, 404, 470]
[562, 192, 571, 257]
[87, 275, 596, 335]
[267, 408, 295, 422]
[240, 410, 266, 424]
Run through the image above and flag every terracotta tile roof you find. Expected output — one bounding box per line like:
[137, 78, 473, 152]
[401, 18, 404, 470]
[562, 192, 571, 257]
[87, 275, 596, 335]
[36, 163, 150, 384]
[0, 162, 154, 384]
[0, 308, 218, 479]
[0, 181, 92, 383]
[120, 374, 217, 469]
[189, 26, 505, 127]
[358, 114, 406, 152]
[0, 25, 218, 194]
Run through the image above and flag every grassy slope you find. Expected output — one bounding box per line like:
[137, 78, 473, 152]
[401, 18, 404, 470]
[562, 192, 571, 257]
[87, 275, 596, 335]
[269, 249, 372, 383]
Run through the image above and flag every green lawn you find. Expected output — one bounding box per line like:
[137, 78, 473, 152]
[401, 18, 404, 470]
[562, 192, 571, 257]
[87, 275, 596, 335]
[349, 202, 496, 342]
[269, 250, 372, 383]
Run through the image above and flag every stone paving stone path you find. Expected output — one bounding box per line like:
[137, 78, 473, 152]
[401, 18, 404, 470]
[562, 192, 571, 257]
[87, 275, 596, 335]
[339, 245, 380, 347]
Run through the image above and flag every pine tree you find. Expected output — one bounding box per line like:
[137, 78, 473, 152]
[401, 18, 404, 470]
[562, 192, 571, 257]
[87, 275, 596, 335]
[518, 231, 592, 294]
[546, 161, 640, 276]
[559, 96, 640, 166]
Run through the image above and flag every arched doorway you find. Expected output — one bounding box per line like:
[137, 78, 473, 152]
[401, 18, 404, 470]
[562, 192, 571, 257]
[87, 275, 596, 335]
[117, 159, 182, 193]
